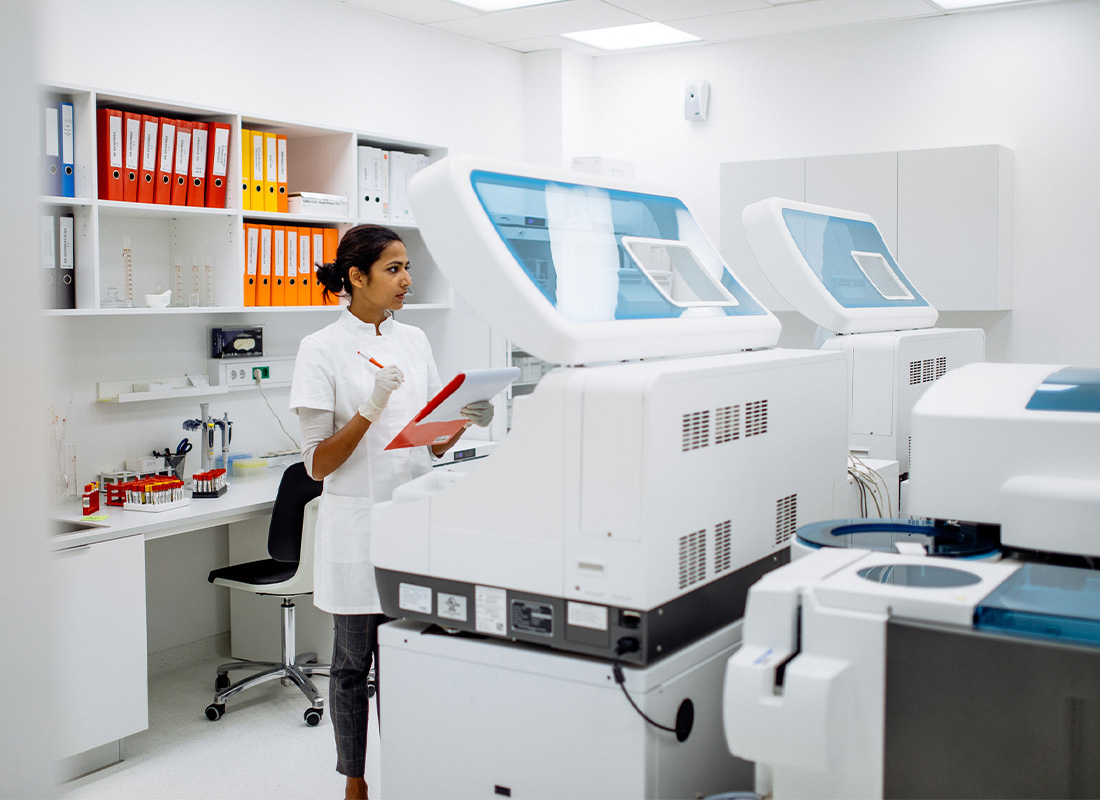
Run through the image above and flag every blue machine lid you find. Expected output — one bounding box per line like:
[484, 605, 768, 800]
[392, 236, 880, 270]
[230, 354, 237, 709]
[1025, 367, 1100, 413]
[975, 563, 1100, 648]
[470, 171, 769, 322]
[796, 518, 1000, 559]
[779, 208, 929, 310]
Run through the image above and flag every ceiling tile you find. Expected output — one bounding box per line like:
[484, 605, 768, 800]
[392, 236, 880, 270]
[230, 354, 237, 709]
[599, 0, 769, 21]
[340, 0, 479, 24]
[427, 0, 645, 42]
[671, 0, 941, 41]
[495, 33, 607, 53]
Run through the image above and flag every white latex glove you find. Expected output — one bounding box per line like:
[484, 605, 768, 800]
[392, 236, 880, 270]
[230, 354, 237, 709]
[459, 400, 494, 428]
[358, 364, 404, 422]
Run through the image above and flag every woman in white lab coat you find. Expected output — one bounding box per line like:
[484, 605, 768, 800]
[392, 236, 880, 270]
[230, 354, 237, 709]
[289, 224, 493, 800]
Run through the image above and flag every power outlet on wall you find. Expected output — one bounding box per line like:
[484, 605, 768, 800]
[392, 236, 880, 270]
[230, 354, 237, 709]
[209, 355, 295, 389]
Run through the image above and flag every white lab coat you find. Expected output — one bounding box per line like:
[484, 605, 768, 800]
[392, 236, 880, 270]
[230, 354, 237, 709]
[289, 310, 442, 615]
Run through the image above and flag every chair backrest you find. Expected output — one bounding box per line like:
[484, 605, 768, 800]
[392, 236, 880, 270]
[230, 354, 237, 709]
[268, 462, 324, 563]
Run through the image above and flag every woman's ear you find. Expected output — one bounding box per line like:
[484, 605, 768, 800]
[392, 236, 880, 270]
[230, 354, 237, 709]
[348, 265, 367, 289]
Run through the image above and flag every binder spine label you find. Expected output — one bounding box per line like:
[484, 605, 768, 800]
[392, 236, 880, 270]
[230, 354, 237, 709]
[40, 215, 55, 269]
[60, 216, 74, 269]
[211, 127, 229, 177]
[299, 238, 310, 277]
[252, 135, 263, 180]
[277, 137, 287, 182]
[159, 123, 175, 172]
[247, 228, 259, 276]
[175, 131, 191, 174]
[274, 231, 285, 277]
[265, 138, 277, 182]
[45, 107, 59, 157]
[191, 129, 208, 178]
[260, 228, 272, 276]
[142, 123, 158, 170]
[61, 105, 74, 163]
[109, 115, 123, 168]
[125, 118, 141, 170]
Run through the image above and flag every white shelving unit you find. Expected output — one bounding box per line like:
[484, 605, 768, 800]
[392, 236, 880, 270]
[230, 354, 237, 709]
[39, 83, 453, 315]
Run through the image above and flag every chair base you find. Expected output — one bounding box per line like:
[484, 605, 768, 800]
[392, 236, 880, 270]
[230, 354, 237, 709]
[206, 596, 330, 723]
[213, 655, 329, 707]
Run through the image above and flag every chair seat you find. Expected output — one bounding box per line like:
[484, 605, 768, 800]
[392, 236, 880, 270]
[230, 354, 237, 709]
[209, 558, 298, 587]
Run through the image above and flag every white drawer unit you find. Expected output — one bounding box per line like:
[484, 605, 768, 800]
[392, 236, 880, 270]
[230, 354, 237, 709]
[51, 534, 148, 768]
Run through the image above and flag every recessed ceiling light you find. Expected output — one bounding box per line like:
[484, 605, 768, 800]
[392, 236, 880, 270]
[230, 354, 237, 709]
[931, 0, 1031, 9]
[563, 22, 701, 51]
[450, 0, 568, 11]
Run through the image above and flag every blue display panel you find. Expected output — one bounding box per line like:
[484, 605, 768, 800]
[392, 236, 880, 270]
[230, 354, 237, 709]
[780, 208, 929, 309]
[976, 563, 1100, 648]
[470, 171, 767, 322]
[1025, 367, 1100, 414]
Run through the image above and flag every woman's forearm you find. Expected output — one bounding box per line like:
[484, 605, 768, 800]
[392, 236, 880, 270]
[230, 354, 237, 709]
[310, 413, 372, 480]
[430, 425, 468, 459]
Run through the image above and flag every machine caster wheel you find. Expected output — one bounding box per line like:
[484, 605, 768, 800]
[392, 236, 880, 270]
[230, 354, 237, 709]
[366, 682, 377, 699]
[304, 707, 323, 727]
[215, 674, 230, 691]
[205, 703, 225, 721]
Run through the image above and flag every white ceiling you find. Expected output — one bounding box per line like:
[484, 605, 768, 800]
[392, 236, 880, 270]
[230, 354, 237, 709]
[338, 0, 1059, 55]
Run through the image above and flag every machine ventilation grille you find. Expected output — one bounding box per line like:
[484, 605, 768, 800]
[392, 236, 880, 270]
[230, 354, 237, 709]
[682, 410, 710, 451]
[714, 520, 732, 573]
[910, 357, 949, 385]
[745, 400, 769, 437]
[715, 405, 740, 444]
[678, 529, 707, 589]
[776, 494, 797, 545]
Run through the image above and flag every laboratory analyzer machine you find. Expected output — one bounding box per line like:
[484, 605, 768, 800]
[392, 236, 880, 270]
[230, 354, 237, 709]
[368, 156, 852, 799]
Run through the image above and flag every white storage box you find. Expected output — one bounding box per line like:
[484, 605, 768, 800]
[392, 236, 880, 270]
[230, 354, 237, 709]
[287, 192, 348, 217]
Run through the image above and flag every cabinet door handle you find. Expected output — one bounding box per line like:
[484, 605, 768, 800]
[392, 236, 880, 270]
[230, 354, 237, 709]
[56, 544, 92, 555]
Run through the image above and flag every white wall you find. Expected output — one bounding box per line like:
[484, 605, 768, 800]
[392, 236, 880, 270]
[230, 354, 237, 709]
[586, 0, 1100, 366]
[36, 0, 525, 160]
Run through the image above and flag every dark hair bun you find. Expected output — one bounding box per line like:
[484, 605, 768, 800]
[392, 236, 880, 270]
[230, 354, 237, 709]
[315, 261, 342, 294]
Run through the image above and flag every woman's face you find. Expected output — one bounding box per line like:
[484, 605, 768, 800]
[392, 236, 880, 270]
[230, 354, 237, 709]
[354, 240, 411, 311]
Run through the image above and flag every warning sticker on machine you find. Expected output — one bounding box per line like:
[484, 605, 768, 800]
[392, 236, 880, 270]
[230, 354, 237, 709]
[567, 601, 608, 631]
[511, 600, 554, 637]
[475, 585, 507, 635]
[398, 582, 432, 614]
[437, 592, 468, 622]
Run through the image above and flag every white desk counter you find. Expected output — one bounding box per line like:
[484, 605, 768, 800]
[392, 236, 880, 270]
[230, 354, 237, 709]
[50, 466, 290, 780]
[49, 469, 286, 551]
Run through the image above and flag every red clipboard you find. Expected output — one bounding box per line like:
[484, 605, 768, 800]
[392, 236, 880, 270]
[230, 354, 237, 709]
[385, 367, 520, 450]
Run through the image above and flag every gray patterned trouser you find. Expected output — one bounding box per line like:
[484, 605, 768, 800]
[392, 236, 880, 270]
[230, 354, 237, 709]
[330, 613, 390, 777]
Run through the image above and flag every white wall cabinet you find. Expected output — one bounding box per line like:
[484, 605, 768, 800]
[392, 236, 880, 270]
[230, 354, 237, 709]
[51, 534, 148, 763]
[720, 145, 1013, 312]
[40, 84, 452, 315]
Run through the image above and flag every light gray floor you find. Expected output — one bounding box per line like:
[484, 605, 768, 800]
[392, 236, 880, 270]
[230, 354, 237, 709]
[64, 641, 381, 800]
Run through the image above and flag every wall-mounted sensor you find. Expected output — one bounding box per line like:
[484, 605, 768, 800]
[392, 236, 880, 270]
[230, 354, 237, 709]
[684, 80, 709, 122]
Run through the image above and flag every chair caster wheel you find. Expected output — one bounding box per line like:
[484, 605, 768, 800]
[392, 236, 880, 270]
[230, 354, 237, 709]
[367, 682, 377, 699]
[215, 674, 230, 691]
[205, 703, 225, 721]
[304, 707, 323, 727]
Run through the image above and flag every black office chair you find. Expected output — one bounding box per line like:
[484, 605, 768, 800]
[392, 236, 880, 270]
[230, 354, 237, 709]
[204, 462, 329, 726]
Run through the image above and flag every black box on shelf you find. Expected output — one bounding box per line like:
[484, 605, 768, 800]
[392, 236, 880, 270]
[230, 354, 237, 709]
[211, 326, 264, 358]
